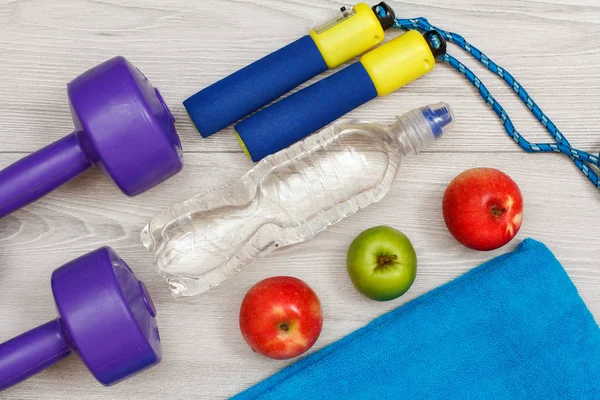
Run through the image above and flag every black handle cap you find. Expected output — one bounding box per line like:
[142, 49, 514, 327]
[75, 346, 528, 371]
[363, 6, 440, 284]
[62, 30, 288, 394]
[424, 30, 447, 59]
[372, 2, 396, 31]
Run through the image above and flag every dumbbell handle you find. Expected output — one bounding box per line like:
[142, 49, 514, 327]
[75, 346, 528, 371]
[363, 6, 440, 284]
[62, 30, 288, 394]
[0, 133, 91, 219]
[0, 320, 72, 391]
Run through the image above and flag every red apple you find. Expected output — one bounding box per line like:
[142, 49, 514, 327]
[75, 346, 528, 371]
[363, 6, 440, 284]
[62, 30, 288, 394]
[442, 168, 523, 251]
[239, 277, 323, 360]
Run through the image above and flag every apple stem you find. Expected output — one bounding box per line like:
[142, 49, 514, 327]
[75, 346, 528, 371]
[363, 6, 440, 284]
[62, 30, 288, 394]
[279, 323, 290, 332]
[377, 255, 398, 266]
[492, 206, 507, 217]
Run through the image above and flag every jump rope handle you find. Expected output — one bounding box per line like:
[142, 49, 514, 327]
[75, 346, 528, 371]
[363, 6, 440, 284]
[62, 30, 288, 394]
[183, 2, 395, 138]
[235, 30, 446, 161]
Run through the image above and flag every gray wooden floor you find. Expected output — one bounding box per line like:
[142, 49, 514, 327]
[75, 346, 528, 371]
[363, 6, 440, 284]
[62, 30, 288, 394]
[1, 0, 599, 399]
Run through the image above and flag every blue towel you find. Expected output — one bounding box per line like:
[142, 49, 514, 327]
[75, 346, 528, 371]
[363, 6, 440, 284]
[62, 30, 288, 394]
[234, 239, 600, 399]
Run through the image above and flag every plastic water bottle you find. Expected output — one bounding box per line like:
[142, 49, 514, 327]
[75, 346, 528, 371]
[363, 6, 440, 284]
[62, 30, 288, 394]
[141, 103, 454, 297]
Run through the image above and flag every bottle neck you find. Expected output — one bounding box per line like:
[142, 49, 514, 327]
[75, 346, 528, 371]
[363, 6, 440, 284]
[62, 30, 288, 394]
[388, 111, 437, 156]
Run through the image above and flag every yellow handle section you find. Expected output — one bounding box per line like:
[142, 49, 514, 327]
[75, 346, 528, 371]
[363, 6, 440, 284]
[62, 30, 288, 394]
[309, 3, 384, 69]
[236, 131, 252, 159]
[360, 31, 436, 97]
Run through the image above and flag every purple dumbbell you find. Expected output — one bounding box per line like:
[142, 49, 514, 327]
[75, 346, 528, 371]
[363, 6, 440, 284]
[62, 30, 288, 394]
[0, 56, 183, 219]
[0, 247, 161, 390]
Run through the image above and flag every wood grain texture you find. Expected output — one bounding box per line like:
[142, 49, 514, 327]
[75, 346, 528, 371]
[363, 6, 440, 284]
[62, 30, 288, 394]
[0, 0, 599, 399]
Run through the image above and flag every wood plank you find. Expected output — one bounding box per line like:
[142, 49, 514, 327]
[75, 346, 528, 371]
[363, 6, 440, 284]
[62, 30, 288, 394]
[0, 0, 599, 398]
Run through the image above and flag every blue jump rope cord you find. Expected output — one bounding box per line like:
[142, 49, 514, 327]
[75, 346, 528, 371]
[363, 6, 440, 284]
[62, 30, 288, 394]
[387, 15, 599, 189]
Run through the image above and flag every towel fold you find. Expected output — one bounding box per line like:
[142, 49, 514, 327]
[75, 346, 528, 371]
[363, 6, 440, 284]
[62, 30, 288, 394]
[234, 239, 600, 400]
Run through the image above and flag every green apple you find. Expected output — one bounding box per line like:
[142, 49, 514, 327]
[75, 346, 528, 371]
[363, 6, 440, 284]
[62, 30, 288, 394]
[346, 226, 417, 301]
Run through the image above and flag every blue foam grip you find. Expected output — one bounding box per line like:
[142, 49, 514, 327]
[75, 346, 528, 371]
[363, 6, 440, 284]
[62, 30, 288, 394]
[183, 35, 328, 138]
[235, 63, 378, 161]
